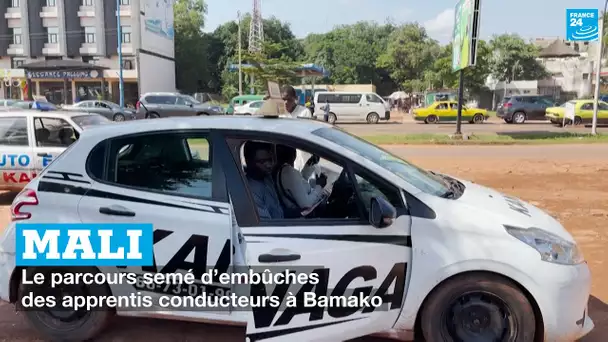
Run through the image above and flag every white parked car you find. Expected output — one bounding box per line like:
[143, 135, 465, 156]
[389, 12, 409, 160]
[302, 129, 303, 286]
[313, 91, 391, 124]
[0, 113, 594, 341]
[0, 109, 111, 192]
[233, 100, 264, 115]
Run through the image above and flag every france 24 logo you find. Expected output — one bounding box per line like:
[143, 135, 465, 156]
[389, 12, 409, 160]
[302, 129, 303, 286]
[566, 9, 599, 41]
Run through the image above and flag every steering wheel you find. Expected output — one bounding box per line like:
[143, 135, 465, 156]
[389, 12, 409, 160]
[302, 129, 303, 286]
[325, 169, 356, 218]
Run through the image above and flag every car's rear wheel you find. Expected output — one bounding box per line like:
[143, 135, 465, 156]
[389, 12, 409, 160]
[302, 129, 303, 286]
[197, 112, 210, 116]
[574, 116, 583, 125]
[147, 112, 160, 119]
[504, 118, 513, 124]
[512, 111, 526, 124]
[328, 112, 337, 125]
[425, 115, 439, 124]
[113, 113, 125, 122]
[420, 273, 535, 342]
[366, 112, 380, 124]
[19, 267, 114, 341]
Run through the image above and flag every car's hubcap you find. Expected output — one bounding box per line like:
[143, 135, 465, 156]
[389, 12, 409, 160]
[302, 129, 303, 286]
[514, 114, 524, 123]
[115, 115, 124, 121]
[446, 293, 514, 342]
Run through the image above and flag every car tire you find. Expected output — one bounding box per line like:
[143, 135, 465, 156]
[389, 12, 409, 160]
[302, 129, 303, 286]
[512, 111, 526, 124]
[113, 113, 125, 122]
[574, 116, 582, 125]
[472, 113, 485, 124]
[424, 115, 439, 124]
[420, 272, 536, 342]
[147, 112, 160, 119]
[328, 112, 337, 125]
[197, 112, 210, 116]
[19, 267, 114, 341]
[504, 118, 513, 124]
[366, 112, 380, 124]
[244, 112, 252, 116]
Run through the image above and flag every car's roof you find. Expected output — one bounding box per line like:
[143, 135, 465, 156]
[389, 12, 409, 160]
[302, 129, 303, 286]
[0, 108, 96, 118]
[142, 92, 179, 96]
[79, 116, 333, 141]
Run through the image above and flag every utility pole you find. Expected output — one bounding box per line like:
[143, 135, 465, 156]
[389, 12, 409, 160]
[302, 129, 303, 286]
[592, 3, 607, 135]
[237, 11, 243, 96]
[116, 0, 124, 109]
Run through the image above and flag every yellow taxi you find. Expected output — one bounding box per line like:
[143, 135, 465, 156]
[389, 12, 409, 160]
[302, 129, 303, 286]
[413, 101, 489, 124]
[545, 99, 608, 126]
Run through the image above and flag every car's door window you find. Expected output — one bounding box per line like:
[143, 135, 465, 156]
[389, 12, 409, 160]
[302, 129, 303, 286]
[599, 103, 608, 111]
[250, 101, 263, 108]
[33, 117, 76, 147]
[78, 101, 92, 108]
[436, 103, 448, 110]
[0, 117, 29, 146]
[366, 94, 383, 103]
[353, 171, 404, 218]
[581, 103, 593, 110]
[176, 96, 192, 106]
[103, 133, 213, 199]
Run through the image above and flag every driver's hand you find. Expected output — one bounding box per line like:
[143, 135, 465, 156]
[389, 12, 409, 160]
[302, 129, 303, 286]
[317, 173, 328, 187]
[306, 155, 320, 166]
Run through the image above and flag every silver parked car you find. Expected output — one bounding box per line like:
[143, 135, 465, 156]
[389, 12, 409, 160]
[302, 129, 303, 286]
[62, 100, 136, 122]
[135, 92, 225, 119]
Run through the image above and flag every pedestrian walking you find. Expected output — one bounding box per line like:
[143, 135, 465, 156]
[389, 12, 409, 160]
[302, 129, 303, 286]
[321, 99, 330, 122]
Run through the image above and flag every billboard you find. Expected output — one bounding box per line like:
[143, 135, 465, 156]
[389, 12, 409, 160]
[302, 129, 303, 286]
[452, 0, 482, 72]
[566, 9, 599, 41]
[138, 0, 176, 94]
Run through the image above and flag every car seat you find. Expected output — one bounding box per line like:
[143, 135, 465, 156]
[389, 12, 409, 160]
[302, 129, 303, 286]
[35, 128, 51, 146]
[57, 127, 75, 145]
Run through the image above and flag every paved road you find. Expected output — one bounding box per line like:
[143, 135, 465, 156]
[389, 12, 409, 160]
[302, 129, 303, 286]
[340, 116, 607, 136]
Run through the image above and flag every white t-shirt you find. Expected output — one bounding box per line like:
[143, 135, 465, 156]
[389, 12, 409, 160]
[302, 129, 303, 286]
[289, 105, 313, 119]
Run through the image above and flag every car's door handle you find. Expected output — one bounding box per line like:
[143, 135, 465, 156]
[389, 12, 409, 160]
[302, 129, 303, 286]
[99, 206, 136, 217]
[258, 253, 301, 263]
[37, 153, 50, 157]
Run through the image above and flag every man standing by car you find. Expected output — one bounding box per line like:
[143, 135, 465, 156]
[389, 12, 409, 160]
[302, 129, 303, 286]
[321, 99, 330, 122]
[281, 85, 312, 119]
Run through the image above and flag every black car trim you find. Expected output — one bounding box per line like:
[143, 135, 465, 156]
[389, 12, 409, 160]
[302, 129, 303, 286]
[37, 181, 228, 215]
[243, 233, 412, 247]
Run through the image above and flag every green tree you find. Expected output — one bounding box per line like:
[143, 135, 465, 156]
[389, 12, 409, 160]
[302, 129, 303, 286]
[302, 21, 396, 91]
[489, 34, 548, 82]
[377, 23, 440, 92]
[173, 0, 210, 94]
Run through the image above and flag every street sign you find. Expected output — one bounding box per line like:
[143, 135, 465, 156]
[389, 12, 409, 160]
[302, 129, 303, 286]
[566, 9, 599, 41]
[452, 0, 482, 72]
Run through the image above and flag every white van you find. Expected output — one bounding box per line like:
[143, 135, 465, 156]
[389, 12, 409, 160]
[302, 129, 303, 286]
[314, 91, 390, 124]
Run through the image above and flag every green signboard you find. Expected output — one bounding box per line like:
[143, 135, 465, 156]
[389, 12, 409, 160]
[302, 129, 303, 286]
[452, 0, 481, 72]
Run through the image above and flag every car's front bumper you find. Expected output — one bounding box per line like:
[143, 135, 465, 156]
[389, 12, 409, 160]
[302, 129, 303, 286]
[532, 261, 594, 341]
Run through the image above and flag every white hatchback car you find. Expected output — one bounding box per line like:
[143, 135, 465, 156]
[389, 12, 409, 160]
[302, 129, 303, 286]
[0, 114, 594, 341]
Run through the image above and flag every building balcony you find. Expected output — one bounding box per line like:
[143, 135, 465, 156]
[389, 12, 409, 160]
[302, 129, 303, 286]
[120, 44, 134, 54]
[5, 7, 21, 19]
[42, 43, 61, 55]
[119, 5, 132, 16]
[79, 43, 97, 55]
[7, 44, 24, 55]
[40, 6, 58, 18]
[77, 6, 95, 17]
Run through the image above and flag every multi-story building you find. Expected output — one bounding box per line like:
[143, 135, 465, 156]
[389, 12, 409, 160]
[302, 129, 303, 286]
[0, 0, 173, 105]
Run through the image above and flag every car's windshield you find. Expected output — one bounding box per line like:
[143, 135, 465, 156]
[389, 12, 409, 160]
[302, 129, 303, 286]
[183, 95, 201, 104]
[312, 127, 450, 196]
[560, 101, 576, 108]
[71, 115, 112, 129]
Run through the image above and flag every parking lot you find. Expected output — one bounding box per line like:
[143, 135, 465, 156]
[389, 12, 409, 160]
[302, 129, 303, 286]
[0, 142, 606, 341]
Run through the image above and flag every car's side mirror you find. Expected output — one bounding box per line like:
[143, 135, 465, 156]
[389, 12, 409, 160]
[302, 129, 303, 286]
[369, 197, 396, 229]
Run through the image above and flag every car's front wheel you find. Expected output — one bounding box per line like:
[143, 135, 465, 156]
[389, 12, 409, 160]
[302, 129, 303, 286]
[18, 267, 114, 341]
[420, 273, 536, 342]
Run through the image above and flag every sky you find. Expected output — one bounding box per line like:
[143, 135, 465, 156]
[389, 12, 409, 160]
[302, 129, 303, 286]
[203, 0, 604, 44]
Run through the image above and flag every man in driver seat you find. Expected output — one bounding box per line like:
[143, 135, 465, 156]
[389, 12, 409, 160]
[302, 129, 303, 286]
[274, 144, 328, 216]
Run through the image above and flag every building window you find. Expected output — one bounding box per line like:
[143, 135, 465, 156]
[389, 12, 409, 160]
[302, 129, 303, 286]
[11, 58, 25, 68]
[121, 25, 131, 43]
[44, 56, 62, 61]
[46, 0, 56, 6]
[11, 0, 19, 8]
[11, 28, 22, 44]
[82, 0, 93, 6]
[85, 27, 96, 43]
[120, 0, 130, 4]
[123, 59, 134, 70]
[46, 27, 59, 44]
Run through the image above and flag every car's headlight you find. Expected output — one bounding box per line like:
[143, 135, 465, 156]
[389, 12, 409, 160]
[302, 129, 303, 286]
[504, 225, 584, 265]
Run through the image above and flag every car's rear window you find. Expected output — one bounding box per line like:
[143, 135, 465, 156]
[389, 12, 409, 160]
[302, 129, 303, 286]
[502, 97, 511, 102]
[71, 115, 111, 129]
